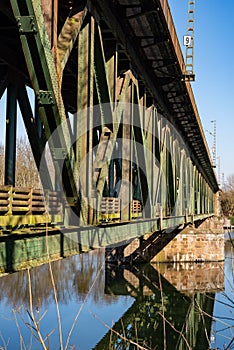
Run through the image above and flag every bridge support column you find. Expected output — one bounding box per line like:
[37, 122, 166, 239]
[105, 227, 182, 264]
[105, 217, 224, 264]
[5, 84, 17, 186]
[153, 228, 224, 263]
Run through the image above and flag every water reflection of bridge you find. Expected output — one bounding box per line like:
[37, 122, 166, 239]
[95, 262, 224, 350]
[0, 248, 224, 349]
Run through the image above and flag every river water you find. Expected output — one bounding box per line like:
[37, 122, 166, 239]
[0, 234, 233, 350]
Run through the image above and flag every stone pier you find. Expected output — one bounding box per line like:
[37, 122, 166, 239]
[153, 227, 224, 263]
[106, 217, 225, 264]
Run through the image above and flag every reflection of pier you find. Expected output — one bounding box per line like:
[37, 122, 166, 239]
[105, 262, 224, 297]
[95, 262, 224, 349]
[223, 219, 234, 231]
[224, 225, 234, 232]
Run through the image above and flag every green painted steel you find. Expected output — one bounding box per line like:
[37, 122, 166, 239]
[0, 212, 213, 274]
[5, 84, 17, 186]
[0, 0, 219, 243]
[94, 24, 113, 124]
[17, 85, 53, 189]
[10, 0, 78, 199]
[57, 8, 88, 72]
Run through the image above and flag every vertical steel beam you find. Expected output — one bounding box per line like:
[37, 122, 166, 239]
[159, 125, 167, 216]
[57, 7, 88, 73]
[106, 49, 117, 103]
[165, 131, 175, 215]
[142, 101, 154, 209]
[106, 48, 117, 198]
[34, 98, 43, 139]
[94, 23, 112, 125]
[74, 17, 95, 224]
[93, 72, 131, 200]
[108, 156, 115, 197]
[120, 85, 132, 221]
[41, 0, 58, 47]
[132, 86, 152, 218]
[5, 84, 17, 186]
[75, 19, 91, 194]
[152, 107, 160, 212]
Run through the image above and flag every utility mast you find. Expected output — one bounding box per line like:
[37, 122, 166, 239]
[183, 1, 195, 81]
[211, 120, 217, 168]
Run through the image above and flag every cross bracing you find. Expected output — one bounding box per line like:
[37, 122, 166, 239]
[0, 0, 218, 232]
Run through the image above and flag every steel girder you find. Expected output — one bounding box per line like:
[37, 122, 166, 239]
[0, 0, 217, 228]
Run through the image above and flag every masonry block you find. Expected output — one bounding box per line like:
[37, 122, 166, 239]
[152, 226, 224, 263]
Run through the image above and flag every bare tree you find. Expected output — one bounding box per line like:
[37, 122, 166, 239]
[224, 174, 234, 192]
[16, 136, 41, 188]
[220, 174, 234, 218]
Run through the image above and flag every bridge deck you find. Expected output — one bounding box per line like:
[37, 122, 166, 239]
[0, 0, 219, 245]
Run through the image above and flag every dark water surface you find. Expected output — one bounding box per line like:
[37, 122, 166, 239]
[0, 235, 233, 350]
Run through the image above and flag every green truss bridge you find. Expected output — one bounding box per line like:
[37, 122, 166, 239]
[0, 0, 221, 266]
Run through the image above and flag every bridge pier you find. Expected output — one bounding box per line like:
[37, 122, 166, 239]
[105, 217, 224, 264]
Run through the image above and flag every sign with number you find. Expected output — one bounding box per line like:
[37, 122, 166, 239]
[183, 35, 192, 46]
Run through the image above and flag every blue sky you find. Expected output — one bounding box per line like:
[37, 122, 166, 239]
[169, 0, 234, 182]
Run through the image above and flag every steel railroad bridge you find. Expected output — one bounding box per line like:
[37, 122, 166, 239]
[0, 0, 219, 262]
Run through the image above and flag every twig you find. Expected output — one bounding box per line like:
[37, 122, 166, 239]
[221, 291, 234, 307]
[134, 319, 139, 350]
[225, 336, 234, 350]
[0, 331, 9, 350]
[219, 264, 234, 304]
[109, 321, 114, 350]
[228, 231, 234, 249]
[13, 305, 40, 342]
[43, 329, 55, 343]
[64, 260, 105, 350]
[157, 263, 166, 350]
[91, 312, 149, 350]
[45, 215, 64, 350]
[12, 308, 27, 350]
[38, 309, 49, 324]
[27, 269, 48, 350]
[158, 312, 192, 350]
[199, 308, 232, 328]
[195, 299, 211, 347]
[121, 318, 127, 346]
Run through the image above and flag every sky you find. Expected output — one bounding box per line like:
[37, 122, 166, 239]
[169, 0, 234, 183]
[0, 0, 233, 185]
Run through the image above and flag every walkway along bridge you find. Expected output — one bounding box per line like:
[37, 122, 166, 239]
[0, 0, 222, 267]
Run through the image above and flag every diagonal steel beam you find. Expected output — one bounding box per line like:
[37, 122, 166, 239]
[132, 87, 152, 217]
[17, 84, 53, 190]
[57, 7, 88, 72]
[0, 73, 8, 100]
[10, 0, 78, 199]
[93, 72, 131, 198]
[94, 23, 113, 126]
